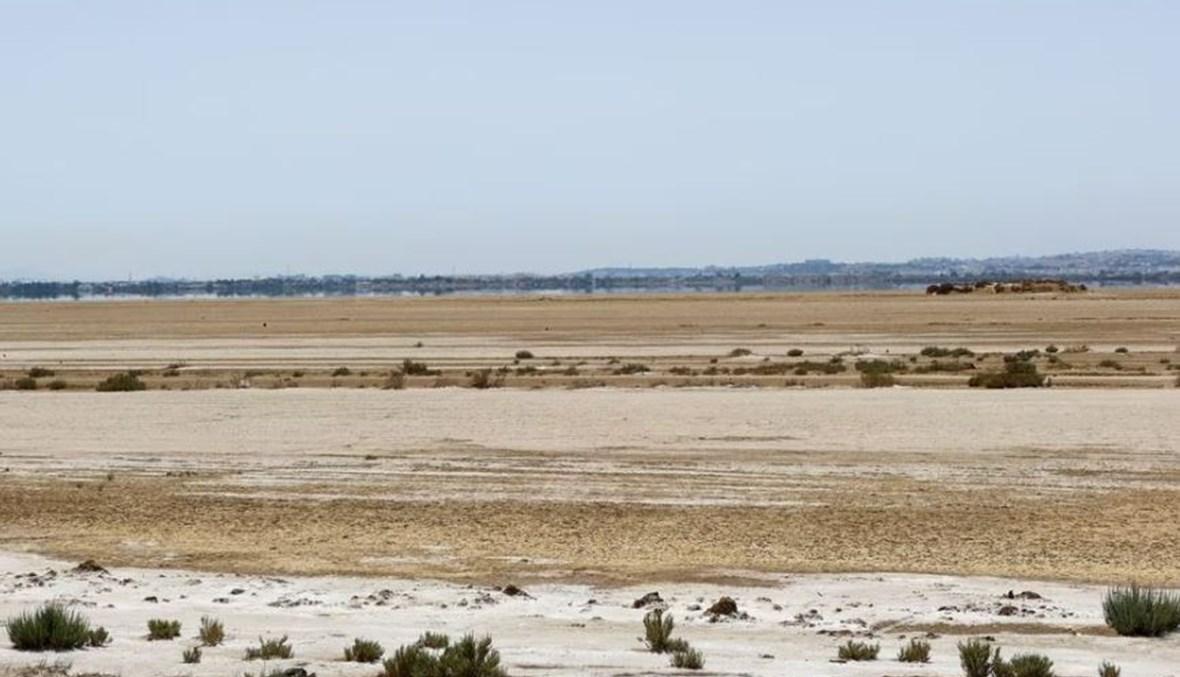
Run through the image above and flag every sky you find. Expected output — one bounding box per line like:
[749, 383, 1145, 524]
[1, 1, 1178, 280]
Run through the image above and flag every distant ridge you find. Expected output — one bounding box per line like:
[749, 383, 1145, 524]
[3, 249, 1179, 300]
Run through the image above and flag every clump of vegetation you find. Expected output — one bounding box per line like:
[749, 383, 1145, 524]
[331, 366, 352, 376]
[920, 346, 974, 358]
[147, 619, 181, 641]
[670, 644, 704, 670]
[182, 646, 202, 664]
[1102, 585, 1180, 637]
[792, 361, 847, 375]
[95, 372, 146, 392]
[380, 633, 505, 677]
[384, 370, 406, 390]
[1098, 359, 1123, 370]
[382, 644, 436, 677]
[402, 359, 438, 376]
[1098, 662, 1122, 677]
[1115, 346, 1129, 354]
[959, 638, 998, 677]
[855, 359, 908, 375]
[27, 367, 55, 378]
[87, 626, 111, 647]
[198, 616, 224, 646]
[470, 369, 504, 389]
[787, 348, 804, 357]
[993, 652, 1056, 677]
[14, 376, 37, 390]
[1044, 345, 1059, 353]
[642, 609, 681, 653]
[244, 635, 293, 660]
[728, 348, 752, 357]
[417, 631, 450, 649]
[897, 638, 930, 663]
[837, 640, 879, 661]
[47, 379, 68, 391]
[668, 366, 695, 376]
[860, 372, 895, 388]
[6, 603, 95, 652]
[968, 360, 1045, 388]
[344, 637, 385, 662]
[514, 350, 534, 360]
[614, 363, 650, 375]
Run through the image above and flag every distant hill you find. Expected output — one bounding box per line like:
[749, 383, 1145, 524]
[2, 249, 1178, 300]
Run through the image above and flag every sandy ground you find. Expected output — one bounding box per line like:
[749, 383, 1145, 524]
[1, 552, 1178, 677]
[2, 389, 1178, 585]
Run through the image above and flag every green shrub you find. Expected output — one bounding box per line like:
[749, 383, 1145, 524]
[402, 359, 437, 376]
[514, 350, 534, 360]
[897, 638, 930, 663]
[670, 644, 704, 669]
[860, 372, 895, 388]
[968, 361, 1045, 388]
[96, 372, 146, 392]
[792, 360, 847, 375]
[182, 646, 201, 664]
[1098, 662, 1121, 677]
[1103, 585, 1180, 637]
[332, 366, 352, 377]
[837, 640, 879, 661]
[5, 603, 94, 651]
[643, 608, 676, 653]
[438, 634, 506, 676]
[994, 653, 1055, 677]
[958, 638, 998, 677]
[147, 619, 181, 641]
[28, 367, 55, 378]
[14, 376, 37, 390]
[198, 616, 224, 646]
[614, 363, 650, 375]
[417, 631, 450, 649]
[244, 635, 293, 660]
[344, 637, 385, 662]
[787, 348, 804, 357]
[87, 626, 111, 647]
[854, 359, 907, 374]
[921, 346, 974, 358]
[382, 644, 436, 677]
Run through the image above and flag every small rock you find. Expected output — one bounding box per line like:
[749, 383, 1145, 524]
[230, 588, 246, 595]
[632, 591, 663, 609]
[143, 596, 159, 603]
[707, 596, 739, 617]
[998, 605, 1019, 616]
[502, 584, 528, 597]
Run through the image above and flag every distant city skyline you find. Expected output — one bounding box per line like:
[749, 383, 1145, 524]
[2, 1, 1178, 279]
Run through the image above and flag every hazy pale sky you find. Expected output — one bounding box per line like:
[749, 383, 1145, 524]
[2, 1, 1178, 279]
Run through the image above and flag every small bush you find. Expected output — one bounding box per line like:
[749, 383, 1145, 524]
[1103, 585, 1180, 637]
[837, 640, 879, 661]
[670, 644, 704, 669]
[514, 350, 534, 360]
[28, 367, 55, 378]
[332, 367, 352, 377]
[6, 603, 94, 651]
[921, 346, 974, 358]
[897, 638, 930, 663]
[470, 369, 504, 389]
[47, 379, 68, 391]
[729, 348, 752, 357]
[382, 644, 436, 677]
[1098, 662, 1121, 677]
[417, 632, 450, 649]
[1045, 345, 1059, 353]
[994, 653, 1055, 677]
[968, 361, 1045, 388]
[614, 363, 650, 375]
[14, 376, 37, 390]
[87, 626, 111, 647]
[384, 370, 406, 390]
[344, 637, 385, 662]
[96, 372, 146, 392]
[860, 372, 895, 388]
[1115, 346, 1129, 354]
[438, 634, 506, 676]
[643, 608, 676, 653]
[787, 348, 804, 357]
[245, 635, 293, 660]
[198, 616, 224, 646]
[959, 638, 998, 677]
[147, 619, 181, 641]
[402, 359, 437, 376]
[182, 646, 201, 664]
[792, 360, 847, 375]
[855, 359, 907, 374]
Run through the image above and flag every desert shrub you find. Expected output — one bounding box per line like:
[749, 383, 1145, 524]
[87, 626, 111, 647]
[438, 634, 506, 676]
[95, 372, 146, 392]
[382, 644, 436, 677]
[668, 366, 695, 376]
[1102, 585, 1180, 637]
[417, 631, 450, 649]
[958, 638, 998, 677]
[1098, 359, 1123, 370]
[787, 348, 804, 357]
[514, 365, 538, 375]
[1045, 345, 1059, 353]
[729, 348, 752, 357]
[332, 366, 352, 376]
[1063, 344, 1090, 353]
[670, 644, 704, 669]
[384, 370, 406, 390]
[968, 361, 1045, 388]
[47, 379, 68, 391]
[1098, 662, 1121, 677]
[27, 367, 55, 378]
[147, 619, 181, 641]
[244, 635, 293, 660]
[860, 372, 895, 388]
[994, 653, 1055, 677]
[402, 359, 437, 376]
[344, 637, 385, 662]
[897, 638, 930, 663]
[912, 360, 974, 374]
[792, 361, 847, 375]
[1115, 346, 1129, 354]
[643, 608, 677, 653]
[837, 640, 878, 661]
[198, 616, 224, 646]
[921, 346, 973, 358]
[470, 369, 504, 389]
[182, 646, 201, 664]
[856, 359, 907, 375]
[514, 350, 534, 360]
[6, 603, 94, 651]
[614, 363, 650, 375]
[14, 377, 37, 390]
